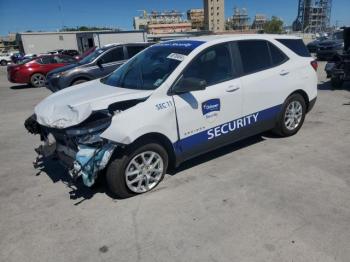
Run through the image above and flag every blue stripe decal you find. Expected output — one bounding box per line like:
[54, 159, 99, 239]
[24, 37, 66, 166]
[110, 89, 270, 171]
[174, 104, 282, 154]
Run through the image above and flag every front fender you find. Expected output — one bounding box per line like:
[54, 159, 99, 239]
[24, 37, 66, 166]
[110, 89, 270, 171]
[100, 95, 178, 145]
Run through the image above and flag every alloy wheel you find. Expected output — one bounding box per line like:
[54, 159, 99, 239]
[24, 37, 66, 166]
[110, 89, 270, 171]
[125, 151, 164, 193]
[32, 74, 46, 87]
[284, 101, 303, 131]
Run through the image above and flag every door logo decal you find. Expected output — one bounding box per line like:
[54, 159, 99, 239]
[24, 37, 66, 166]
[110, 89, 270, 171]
[202, 99, 220, 121]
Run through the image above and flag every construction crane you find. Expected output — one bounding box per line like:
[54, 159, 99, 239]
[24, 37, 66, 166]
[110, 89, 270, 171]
[292, 0, 332, 33]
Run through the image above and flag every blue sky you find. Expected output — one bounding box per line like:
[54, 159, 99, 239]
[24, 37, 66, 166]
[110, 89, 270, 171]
[0, 0, 349, 35]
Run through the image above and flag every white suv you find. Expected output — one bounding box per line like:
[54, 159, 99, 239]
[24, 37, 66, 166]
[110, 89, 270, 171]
[0, 52, 12, 66]
[25, 35, 318, 198]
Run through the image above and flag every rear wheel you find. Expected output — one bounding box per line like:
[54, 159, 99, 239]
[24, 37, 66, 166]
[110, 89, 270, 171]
[106, 142, 168, 199]
[30, 73, 46, 87]
[273, 94, 306, 137]
[331, 76, 343, 89]
[0, 60, 7, 66]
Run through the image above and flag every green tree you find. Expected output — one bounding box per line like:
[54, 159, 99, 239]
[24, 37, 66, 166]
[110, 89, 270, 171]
[263, 16, 284, 34]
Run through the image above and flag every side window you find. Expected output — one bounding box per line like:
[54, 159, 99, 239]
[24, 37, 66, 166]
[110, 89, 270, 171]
[53, 55, 75, 64]
[182, 43, 233, 86]
[238, 40, 271, 75]
[100, 47, 124, 64]
[61, 55, 76, 63]
[276, 39, 311, 57]
[127, 45, 146, 58]
[268, 42, 288, 66]
[38, 56, 55, 64]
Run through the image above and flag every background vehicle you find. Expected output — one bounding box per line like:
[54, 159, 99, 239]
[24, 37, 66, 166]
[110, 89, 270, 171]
[0, 52, 12, 66]
[46, 42, 152, 92]
[47, 49, 79, 57]
[307, 36, 328, 53]
[26, 35, 317, 198]
[74, 46, 96, 60]
[325, 27, 350, 88]
[61, 49, 79, 57]
[47, 49, 64, 55]
[316, 30, 344, 60]
[8, 54, 77, 87]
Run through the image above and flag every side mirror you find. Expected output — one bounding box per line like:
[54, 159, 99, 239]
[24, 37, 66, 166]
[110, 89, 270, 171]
[173, 77, 207, 94]
[96, 59, 103, 68]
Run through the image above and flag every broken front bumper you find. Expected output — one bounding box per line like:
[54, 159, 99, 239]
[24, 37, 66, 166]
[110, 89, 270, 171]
[24, 114, 117, 187]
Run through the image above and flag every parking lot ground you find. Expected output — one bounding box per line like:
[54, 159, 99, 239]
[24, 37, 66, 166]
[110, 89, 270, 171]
[0, 63, 350, 262]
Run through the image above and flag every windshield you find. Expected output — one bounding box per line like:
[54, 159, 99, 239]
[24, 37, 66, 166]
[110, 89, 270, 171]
[101, 42, 201, 90]
[78, 48, 106, 64]
[18, 58, 34, 65]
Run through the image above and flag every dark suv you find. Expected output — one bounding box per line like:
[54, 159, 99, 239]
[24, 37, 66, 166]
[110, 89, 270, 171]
[316, 31, 344, 60]
[46, 43, 152, 92]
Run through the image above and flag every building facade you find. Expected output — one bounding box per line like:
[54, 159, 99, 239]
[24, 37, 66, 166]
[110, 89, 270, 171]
[252, 14, 267, 31]
[133, 10, 193, 34]
[17, 31, 146, 54]
[226, 7, 250, 31]
[147, 23, 192, 34]
[292, 0, 332, 33]
[203, 0, 225, 32]
[187, 9, 205, 30]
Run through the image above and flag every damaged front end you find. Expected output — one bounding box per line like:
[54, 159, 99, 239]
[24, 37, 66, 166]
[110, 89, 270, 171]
[24, 110, 118, 187]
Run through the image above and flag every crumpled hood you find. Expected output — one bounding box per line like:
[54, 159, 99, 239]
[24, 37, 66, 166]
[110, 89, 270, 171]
[35, 79, 153, 128]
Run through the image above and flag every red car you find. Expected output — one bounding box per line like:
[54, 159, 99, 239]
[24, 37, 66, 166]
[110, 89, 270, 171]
[7, 54, 77, 87]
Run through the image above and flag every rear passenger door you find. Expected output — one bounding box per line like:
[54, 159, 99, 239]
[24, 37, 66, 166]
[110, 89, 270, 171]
[236, 40, 291, 129]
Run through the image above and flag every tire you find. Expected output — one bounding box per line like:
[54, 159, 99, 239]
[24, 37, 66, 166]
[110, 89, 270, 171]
[331, 77, 343, 89]
[71, 79, 87, 86]
[272, 93, 306, 137]
[106, 141, 168, 199]
[0, 60, 7, 66]
[30, 73, 46, 87]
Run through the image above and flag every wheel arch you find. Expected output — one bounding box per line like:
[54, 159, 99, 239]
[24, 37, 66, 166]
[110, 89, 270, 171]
[289, 89, 310, 110]
[128, 132, 177, 170]
[29, 72, 46, 85]
[69, 75, 92, 86]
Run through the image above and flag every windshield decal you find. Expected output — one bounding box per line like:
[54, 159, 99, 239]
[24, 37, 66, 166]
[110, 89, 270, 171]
[167, 53, 186, 61]
[155, 40, 205, 50]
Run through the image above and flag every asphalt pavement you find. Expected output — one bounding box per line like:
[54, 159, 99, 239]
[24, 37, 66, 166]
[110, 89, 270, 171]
[0, 63, 350, 262]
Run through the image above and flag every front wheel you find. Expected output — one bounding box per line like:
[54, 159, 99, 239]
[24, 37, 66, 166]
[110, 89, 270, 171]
[273, 94, 306, 137]
[30, 73, 46, 87]
[0, 60, 7, 66]
[106, 142, 168, 199]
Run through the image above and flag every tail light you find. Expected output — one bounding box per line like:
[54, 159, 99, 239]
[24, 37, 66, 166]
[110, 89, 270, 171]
[310, 60, 318, 71]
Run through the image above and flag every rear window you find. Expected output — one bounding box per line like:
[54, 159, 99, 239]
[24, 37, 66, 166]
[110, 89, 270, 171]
[268, 42, 288, 65]
[276, 39, 311, 57]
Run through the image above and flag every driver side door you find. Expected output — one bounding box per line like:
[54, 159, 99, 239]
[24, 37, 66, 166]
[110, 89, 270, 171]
[172, 43, 243, 160]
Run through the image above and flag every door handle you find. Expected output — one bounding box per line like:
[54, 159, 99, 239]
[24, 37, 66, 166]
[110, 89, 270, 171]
[226, 85, 240, 92]
[280, 70, 290, 76]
